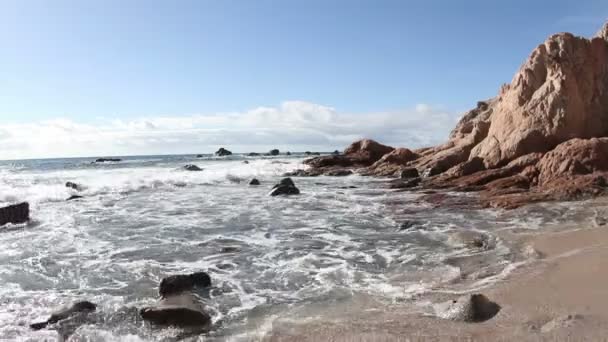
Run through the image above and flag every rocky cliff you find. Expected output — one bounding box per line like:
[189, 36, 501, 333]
[306, 21, 608, 208]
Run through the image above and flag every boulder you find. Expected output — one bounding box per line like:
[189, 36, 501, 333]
[269, 149, 280, 156]
[94, 158, 121, 163]
[249, 178, 261, 186]
[0, 202, 29, 226]
[286, 151, 291, 156]
[140, 292, 211, 328]
[159, 272, 212, 298]
[537, 138, 608, 185]
[434, 294, 500, 322]
[269, 178, 300, 196]
[183, 164, 203, 172]
[30, 301, 97, 330]
[215, 148, 232, 156]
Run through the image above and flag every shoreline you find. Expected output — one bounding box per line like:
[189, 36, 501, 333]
[264, 199, 608, 341]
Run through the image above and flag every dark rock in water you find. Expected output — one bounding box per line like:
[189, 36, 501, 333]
[398, 220, 424, 231]
[249, 178, 261, 185]
[196, 154, 203, 158]
[65, 182, 82, 191]
[286, 151, 291, 155]
[324, 169, 353, 176]
[333, 150, 340, 155]
[305, 151, 321, 156]
[0, 202, 29, 226]
[159, 272, 212, 298]
[270, 178, 300, 196]
[269, 149, 280, 156]
[215, 147, 232, 156]
[389, 177, 421, 189]
[94, 158, 121, 163]
[247, 152, 260, 156]
[337, 185, 358, 189]
[220, 246, 239, 253]
[400, 168, 419, 179]
[30, 301, 97, 330]
[435, 294, 500, 322]
[183, 164, 203, 171]
[140, 292, 211, 328]
[66, 195, 84, 201]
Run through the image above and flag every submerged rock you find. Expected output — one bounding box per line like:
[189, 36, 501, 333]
[183, 164, 203, 172]
[30, 301, 97, 330]
[269, 178, 300, 196]
[140, 292, 211, 329]
[249, 178, 261, 185]
[215, 147, 232, 156]
[434, 294, 500, 322]
[94, 158, 121, 163]
[0, 202, 29, 226]
[159, 272, 212, 298]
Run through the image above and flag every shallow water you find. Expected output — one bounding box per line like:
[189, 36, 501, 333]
[0, 154, 600, 341]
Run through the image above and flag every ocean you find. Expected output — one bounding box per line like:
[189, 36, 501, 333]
[0, 153, 593, 341]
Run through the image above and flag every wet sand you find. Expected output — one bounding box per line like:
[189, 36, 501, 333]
[264, 219, 608, 341]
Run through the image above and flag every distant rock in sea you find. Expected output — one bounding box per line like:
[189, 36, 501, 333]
[304, 20, 608, 209]
[183, 164, 203, 171]
[215, 147, 232, 156]
[94, 158, 121, 163]
[269, 178, 300, 196]
[268, 149, 280, 156]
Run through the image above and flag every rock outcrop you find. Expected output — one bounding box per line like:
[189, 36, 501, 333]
[268, 149, 280, 156]
[0, 202, 29, 226]
[303, 21, 608, 209]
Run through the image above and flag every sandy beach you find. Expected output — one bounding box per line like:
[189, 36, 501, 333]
[266, 201, 608, 341]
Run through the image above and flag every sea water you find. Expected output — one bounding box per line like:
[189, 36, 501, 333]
[0, 154, 598, 341]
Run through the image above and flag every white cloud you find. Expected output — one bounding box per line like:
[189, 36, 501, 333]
[0, 101, 460, 160]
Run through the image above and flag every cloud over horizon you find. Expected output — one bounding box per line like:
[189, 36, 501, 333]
[0, 101, 461, 160]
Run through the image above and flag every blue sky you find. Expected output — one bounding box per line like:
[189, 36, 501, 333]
[0, 0, 606, 159]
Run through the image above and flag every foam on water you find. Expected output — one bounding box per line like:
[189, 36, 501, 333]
[0, 154, 598, 340]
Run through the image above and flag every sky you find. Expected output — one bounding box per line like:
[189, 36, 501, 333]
[0, 0, 606, 160]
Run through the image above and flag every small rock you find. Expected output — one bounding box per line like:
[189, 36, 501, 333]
[66, 195, 84, 201]
[400, 168, 419, 179]
[30, 301, 97, 330]
[332, 150, 340, 155]
[242, 160, 249, 164]
[0, 202, 29, 226]
[249, 178, 261, 186]
[398, 220, 423, 231]
[159, 272, 212, 298]
[269, 149, 280, 156]
[247, 152, 260, 156]
[389, 177, 421, 189]
[65, 182, 82, 191]
[220, 246, 239, 254]
[286, 151, 291, 156]
[215, 147, 232, 156]
[183, 164, 203, 171]
[196, 154, 203, 158]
